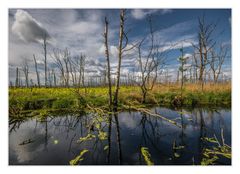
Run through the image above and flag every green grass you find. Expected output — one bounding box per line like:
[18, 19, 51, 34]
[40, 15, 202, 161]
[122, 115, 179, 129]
[9, 83, 231, 116]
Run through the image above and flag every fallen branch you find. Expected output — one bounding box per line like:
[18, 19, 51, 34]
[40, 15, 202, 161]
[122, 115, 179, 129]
[19, 139, 35, 145]
[86, 104, 107, 116]
[123, 104, 181, 128]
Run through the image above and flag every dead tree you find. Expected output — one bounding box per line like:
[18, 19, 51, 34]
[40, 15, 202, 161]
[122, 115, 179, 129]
[63, 48, 70, 87]
[48, 68, 52, 87]
[33, 54, 41, 87]
[51, 48, 66, 87]
[22, 59, 29, 88]
[192, 16, 216, 90]
[80, 54, 86, 89]
[71, 54, 86, 88]
[136, 16, 160, 103]
[43, 33, 48, 87]
[113, 9, 127, 111]
[15, 67, 19, 87]
[210, 44, 228, 83]
[68, 56, 75, 86]
[52, 69, 57, 87]
[104, 16, 113, 110]
[191, 52, 199, 83]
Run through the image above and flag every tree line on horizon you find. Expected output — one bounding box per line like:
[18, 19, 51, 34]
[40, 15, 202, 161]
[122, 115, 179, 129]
[10, 9, 230, 106]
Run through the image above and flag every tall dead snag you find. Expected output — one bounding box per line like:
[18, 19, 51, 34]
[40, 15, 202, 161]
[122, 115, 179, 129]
[33, 54, 41, 87]
[113, 9, 126, 111]
[210, 44, 228, 83]
[63, 48, 70, 87]
[22, 59, 29, 88]
[15, 67, 19, 87]
[192, 16, 216, 91]
[48, 68, 52, 87]
[80, 55, 86, 91]
[52, 69, 57, 87]
[51, 49, 66, 87]
[43, 33, 48, 87]
[104, 17, 113, 110]
[137, 16, 161, 103]
[71, 55, 83, 88]
[69, 57, 75, 86]
[191, 52, 199, 83]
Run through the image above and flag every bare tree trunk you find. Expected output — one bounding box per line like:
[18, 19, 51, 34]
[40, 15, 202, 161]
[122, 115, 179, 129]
[43, 34, 47, 87]
[210, 44, 228, 84]
[33, 54, 41, 87]
[22, 59, 29, 88]
[53, 69, 57, 87]
[69, 58, 75, 86]
[192, 52, 198, 83]
[192, 16, 217, 91]
[189, 68, 192, 83]
[15, 67, 19, 87]
[48, 68, 52, 87]
[79, 55, 86, 93]
[137, 16, 159, 104]
[51, 48, 66, 87]
[198, 40, 204, 91]
[63, 48, 70, 87]
[104, 17, 113, 111]
[77, 55, 82, 87]
[113, 9, 125, 111]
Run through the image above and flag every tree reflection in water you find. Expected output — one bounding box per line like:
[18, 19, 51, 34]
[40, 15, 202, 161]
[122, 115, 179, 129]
[9, 107, 231, 165]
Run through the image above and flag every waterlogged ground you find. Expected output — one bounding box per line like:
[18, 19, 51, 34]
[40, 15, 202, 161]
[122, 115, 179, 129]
[9, 107, 231, 165]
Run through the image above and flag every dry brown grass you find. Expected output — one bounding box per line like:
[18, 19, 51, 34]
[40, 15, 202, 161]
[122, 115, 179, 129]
[152, 82, 231, 93]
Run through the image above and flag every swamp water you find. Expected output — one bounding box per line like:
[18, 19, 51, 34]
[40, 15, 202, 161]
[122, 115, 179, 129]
[9, 107, 231, 165]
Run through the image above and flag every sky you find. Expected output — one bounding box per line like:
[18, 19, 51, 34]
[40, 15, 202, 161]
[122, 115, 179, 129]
[8, 9, 231, 84]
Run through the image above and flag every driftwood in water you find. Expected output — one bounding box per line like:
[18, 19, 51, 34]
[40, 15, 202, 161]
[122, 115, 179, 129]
[19, 139, 35, 146]
[124, 105, 182, 128]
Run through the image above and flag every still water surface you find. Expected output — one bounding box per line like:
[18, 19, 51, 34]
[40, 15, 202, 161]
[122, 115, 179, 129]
[9, 107, 231, 165]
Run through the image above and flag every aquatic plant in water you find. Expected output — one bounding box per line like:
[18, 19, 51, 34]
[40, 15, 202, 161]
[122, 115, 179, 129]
[141, 147, 154, 165]
[77, 134, 96, 143]
[69, 149, 89, 165]
[98, 131, 107, 140]
[201, 133, 231, 165]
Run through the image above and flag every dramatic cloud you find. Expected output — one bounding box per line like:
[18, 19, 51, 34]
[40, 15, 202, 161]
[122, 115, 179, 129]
[131, 9, 173, 19]
[12, 10, 50, 43]
[8, 9, 231, 84]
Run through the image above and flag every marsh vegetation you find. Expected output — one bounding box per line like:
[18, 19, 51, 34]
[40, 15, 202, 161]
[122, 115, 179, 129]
[9, 9, 231, 165]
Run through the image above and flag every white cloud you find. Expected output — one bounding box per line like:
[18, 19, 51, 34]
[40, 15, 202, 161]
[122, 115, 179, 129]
[131, 9, 173, 20]
[12, 10, 50, 43]
[8, 9, 231, 84]
[68, 21, 101, 35]
[159, 38, 197, 52]
[110, 45, 118, 57]
[152, 20, 197, 52]
[184, 53, 192, 59]
[131, 10, 147, 20]
[99, 44, 118, 58]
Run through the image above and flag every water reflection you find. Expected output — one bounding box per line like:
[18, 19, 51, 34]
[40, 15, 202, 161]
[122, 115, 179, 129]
[9, 107, 231, 165]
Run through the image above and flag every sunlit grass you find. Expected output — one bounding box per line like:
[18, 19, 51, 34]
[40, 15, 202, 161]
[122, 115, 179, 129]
[9, 82, 231, 114]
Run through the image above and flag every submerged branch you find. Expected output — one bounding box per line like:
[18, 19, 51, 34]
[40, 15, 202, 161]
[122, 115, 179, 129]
[123, 104, 182, 128]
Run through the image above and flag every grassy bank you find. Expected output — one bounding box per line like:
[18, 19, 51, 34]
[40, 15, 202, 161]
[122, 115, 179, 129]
[9, 83, 231, 116]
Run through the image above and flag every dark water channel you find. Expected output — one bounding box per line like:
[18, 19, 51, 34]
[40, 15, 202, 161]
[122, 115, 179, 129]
[9, 107, 231, 165]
